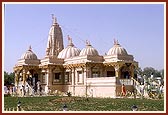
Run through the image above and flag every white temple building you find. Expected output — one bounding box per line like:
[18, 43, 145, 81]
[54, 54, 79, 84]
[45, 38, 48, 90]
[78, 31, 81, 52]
[14, 16, 138, 98]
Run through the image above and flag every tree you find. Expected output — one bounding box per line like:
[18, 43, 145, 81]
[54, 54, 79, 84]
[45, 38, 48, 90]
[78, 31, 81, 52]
[4, 71, 15, 86]
[135, 67, 143, 76]
[143, 67, 156, 78]
[160, 69, 164, 78]
[142, 67, 163, 78]
[154, 70, 161, 77]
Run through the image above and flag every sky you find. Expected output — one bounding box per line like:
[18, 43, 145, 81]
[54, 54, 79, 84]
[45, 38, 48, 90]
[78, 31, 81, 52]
[3, 3, 165, 73]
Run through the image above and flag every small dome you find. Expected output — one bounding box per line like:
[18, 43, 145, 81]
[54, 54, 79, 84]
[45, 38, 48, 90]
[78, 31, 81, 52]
[21, 46, 38, 60]
[58, 36, 80, 59]
[107, 40, 128, 56]
[79, 41, 99, 56]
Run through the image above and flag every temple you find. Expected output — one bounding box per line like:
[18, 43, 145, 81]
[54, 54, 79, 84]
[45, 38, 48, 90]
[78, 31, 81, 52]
[13, 16, 138, 98]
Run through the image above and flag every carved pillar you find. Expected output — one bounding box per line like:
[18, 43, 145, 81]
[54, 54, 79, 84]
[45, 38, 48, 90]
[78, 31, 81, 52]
[129, 65, 135, 78]
[71, 68, 75, 95]
[45, 69, 49, 92]
[115, 65, 120, 78]
[15, 72, 19, 86]
[71, 68, 75, 85]
[87, 66, 91, 78]
[75, 69, 78, 85]
[22, 69, 26, 86]
[83, 68, 87, 85]
[47, 68, 52, 87]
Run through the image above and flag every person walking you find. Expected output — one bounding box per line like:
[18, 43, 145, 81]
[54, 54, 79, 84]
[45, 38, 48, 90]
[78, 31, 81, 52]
[121, 84, 126, 96]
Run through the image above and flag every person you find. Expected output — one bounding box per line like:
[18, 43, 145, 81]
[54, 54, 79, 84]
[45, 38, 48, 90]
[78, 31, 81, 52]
[159, 85, 163, 94]
[12, 86, 16, 95]
[19, 86, 22, 96]
[36, 80, 41, 95]
[140, 83, 144, 96]
[4, 86, 8, 94]
[32, 86, 35, 96]
[39, 85, 42, 95]
[25, 85, 29, 96]
[10, 86, 13, 95]
[47, 88, 51, 95]
[22, 85, 25, 96]
[121, 84, 126, 96]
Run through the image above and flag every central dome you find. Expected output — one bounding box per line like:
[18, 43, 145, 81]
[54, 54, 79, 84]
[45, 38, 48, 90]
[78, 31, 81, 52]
[79, 41, 99, 56]
[107, 40, 128, 56]
[21, 46, 38, 60]
[58, 36, 80, 59]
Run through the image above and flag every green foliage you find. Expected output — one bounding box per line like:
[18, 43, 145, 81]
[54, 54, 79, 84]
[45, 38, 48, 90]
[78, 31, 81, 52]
[136, 67, 164, 78]
[143, 67, 155, 78]
[4, 93, 11, 97]
[135, 67, 143, 76]
[4, 71, 15, 86]
[4, 96, 164, 111]
[160, 69, 164, 78]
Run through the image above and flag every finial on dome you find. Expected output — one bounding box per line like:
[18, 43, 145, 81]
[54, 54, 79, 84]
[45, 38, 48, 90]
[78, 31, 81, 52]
[116, 40, 119, 45]
[114, 38, 119, 45]
[28, 45, 32, 51]
[51, 14, 57, 24]
[67, 35, 74, 46]
[114, 38, 116, 45]
[86, 40, 91, 46]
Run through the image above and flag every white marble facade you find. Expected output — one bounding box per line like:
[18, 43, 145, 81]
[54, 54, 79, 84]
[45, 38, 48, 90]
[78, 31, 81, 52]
[14, 16, 138, 98]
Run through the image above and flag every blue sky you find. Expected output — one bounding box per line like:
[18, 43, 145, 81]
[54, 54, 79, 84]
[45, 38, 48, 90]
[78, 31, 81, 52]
[3, 3, 165, 73]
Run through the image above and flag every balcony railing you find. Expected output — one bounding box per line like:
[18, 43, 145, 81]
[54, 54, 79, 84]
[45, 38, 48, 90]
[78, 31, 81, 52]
[119, 79, 133, 85]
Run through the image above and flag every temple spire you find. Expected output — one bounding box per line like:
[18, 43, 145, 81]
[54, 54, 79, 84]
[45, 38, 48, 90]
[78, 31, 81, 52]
[46, 15, 64, 57]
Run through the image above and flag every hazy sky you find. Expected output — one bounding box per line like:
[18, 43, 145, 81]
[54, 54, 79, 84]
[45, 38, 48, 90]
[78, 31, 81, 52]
[3, 3, 165, 73]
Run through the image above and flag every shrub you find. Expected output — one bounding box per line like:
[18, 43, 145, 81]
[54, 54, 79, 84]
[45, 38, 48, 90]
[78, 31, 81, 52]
[66, 92, 72, 97]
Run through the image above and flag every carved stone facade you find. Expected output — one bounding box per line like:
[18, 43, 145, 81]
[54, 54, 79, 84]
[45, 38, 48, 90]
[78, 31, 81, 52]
[13, 16, 138, 98]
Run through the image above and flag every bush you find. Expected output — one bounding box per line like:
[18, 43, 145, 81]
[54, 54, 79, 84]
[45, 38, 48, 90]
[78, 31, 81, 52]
[4, 93, 11, 97]
[66, 92, 72, 97]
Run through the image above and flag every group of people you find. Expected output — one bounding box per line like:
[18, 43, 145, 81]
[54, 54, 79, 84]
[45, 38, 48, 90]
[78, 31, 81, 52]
[19, 80, 42, 96]
[19, 85, 29, 96]
[121, 83, 164, 98]
[4, 85, 16, 95]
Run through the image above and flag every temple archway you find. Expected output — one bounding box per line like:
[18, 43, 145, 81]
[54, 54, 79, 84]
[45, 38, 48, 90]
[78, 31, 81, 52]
[120, 66, 130, 79]
[106, 66, 115, 77]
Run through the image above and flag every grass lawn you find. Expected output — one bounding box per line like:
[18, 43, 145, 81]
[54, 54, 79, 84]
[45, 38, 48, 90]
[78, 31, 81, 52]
[4, 96, 164, 111]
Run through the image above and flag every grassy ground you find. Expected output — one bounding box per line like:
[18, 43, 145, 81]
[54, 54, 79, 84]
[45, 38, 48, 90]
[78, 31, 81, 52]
[4, 96, 164, 111]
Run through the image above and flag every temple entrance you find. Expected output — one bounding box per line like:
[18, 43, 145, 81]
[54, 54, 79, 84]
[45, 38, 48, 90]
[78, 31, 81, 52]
[32, 74, 38, 92]
[107, 71, 115, 77]
[26, 71, 39, 92]
[120, 66, 130, 79]
[106, 66, 115, 77]
[123, 71, 130, 79]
